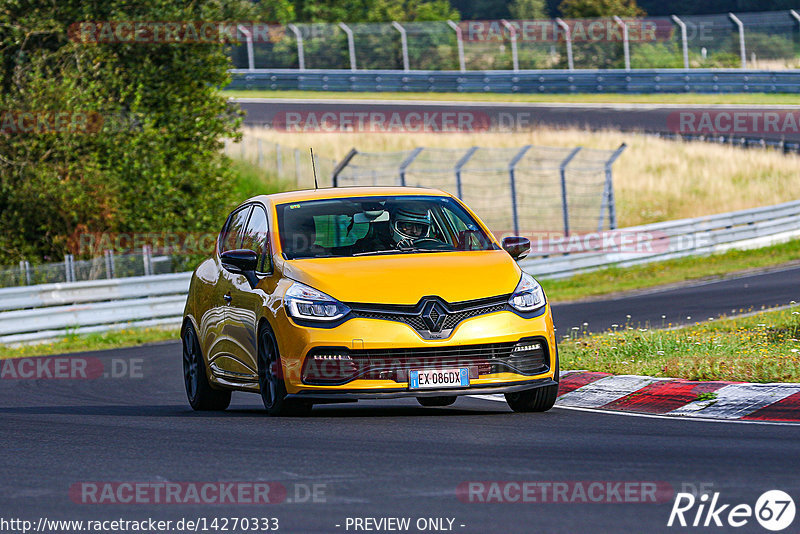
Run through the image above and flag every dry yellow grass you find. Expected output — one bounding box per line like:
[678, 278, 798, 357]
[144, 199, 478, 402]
[239, 126, 800, 227]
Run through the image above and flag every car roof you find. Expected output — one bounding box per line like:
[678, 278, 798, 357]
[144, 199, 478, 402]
[247, 186, 452, 207]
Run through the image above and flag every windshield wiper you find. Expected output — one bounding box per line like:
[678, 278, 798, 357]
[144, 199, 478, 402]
[352, 249, 405, 256]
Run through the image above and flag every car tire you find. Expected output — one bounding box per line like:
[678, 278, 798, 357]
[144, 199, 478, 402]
[505, 351, 560, 413]
[258, 324, 312, 417]
[416, 396, 457, 407]
[182, 323, 231, 411]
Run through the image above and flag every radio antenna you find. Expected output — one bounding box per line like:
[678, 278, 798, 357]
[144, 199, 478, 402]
[310, 148, 318, 190]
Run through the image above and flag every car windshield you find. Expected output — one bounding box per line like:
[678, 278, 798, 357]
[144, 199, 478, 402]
[277, 195, 496, 260]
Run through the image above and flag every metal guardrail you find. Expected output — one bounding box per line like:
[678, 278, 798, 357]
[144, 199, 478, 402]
[1, 201, 798, 344]
[519, 199, 800, 278]
[0, 273, 190, 345]
[228, 69, 800, 94]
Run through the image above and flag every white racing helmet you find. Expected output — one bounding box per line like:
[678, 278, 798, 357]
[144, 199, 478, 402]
[391, 207, 431, 243]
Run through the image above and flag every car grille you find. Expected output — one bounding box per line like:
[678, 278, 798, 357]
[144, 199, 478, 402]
[348, 295, 509, 338]
[301, 338, 549, 385]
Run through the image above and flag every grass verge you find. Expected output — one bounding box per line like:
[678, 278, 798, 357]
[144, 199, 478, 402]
[559, 305, 800, 382]
[0, 327, 179, 359]
[543, 238, 800, 302]
[225, 90, 800, 106]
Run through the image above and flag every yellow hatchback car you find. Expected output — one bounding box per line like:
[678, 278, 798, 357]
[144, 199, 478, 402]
[182, 187, 558, 415]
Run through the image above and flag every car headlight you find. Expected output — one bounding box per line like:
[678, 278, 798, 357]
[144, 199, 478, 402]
[508, 273, 546, 312]
[285, 281, 351, 322]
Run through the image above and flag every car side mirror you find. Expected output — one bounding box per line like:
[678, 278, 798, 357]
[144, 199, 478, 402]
[221, 249, 258, 272]
[502, 236, 531, 261]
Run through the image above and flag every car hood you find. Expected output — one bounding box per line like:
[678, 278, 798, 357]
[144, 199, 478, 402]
[281, 250, 521, 305]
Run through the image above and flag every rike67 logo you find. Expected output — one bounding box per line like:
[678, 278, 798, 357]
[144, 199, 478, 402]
[668, 490, 795, 531]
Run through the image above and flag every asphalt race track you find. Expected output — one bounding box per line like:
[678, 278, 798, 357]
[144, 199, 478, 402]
[3, 343, 800, 534]
[237, 98, 800, 143]
[2, 267, 800, 533]
[551, 264, 800, 334]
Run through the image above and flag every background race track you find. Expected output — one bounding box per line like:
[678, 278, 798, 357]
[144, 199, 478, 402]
[237, 99, 800, 144]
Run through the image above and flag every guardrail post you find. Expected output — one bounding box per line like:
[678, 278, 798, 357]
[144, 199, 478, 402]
[559, 147, 582, 237]
[338, 23, 357, 71]
[598, 143, 626, 230]
[728, 13, 747, 69]
[104, 250, 115, 279]
[398, 147, 424, 187]
[288, 24, 305, 70]
[331, 148, 359, 187]
[671, 15, 690, 69]
[508, 145, 532, 236]
[143, 246, 152, 277]
[613, 16, 631, 71]
[237, 24, 255, 71]
[501, 19, 519, 72]
[447, 20, 466, 72]
[555, 18, 574, 70]
[454, 146, 479, 199]
[392, 21, 410, 72]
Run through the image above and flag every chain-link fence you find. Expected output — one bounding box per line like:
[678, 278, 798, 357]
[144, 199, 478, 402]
[0, 250, 176, 288]
[331, 144, 626, 235]
[230, 9, 800, 72]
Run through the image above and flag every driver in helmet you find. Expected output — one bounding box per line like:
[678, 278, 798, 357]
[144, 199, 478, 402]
[391, 207, 432, 249]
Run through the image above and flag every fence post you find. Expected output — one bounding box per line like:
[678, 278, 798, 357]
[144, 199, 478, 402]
[398, 147, 424, 187]
[792, 9, 800, 28]
[508, 145, 532, 236]
[331, 148, 359, 187]
[276, 143, 283, 176]
[237, 24, 255, 71]
[613, 16, 631, 71]
[501, 20, 519, 72]
[294, 148, 301, 186]
[288, 24, 305, 70]
[599, 143, 626, 231]
[143, 245, 152, 277]
[65, 254, 75, 283]
[447, 20, 466, 72]
[454, 146, 479, 199]
[728, 13, 747, 69]
[19, 260, 31, 285]
[559, 147, 582, 237]
[392, 21, 410, 72]
[257, 139, 264, 167]
[104, 250, 115, 279]
[555, 18, 574, 70]
[338, 23, 357, 71]
[671, 15, 690, 69]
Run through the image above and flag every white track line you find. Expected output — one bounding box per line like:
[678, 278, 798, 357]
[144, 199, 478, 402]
[469, 396, 800, 426]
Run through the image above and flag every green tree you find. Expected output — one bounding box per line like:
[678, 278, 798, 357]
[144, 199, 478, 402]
[293, 0, 457, 22]
[0, 0, 251, 264]
[509, 0, 549, 19]
[558, 0, 645, 18]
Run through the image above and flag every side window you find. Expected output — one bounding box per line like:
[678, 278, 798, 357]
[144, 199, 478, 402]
[219, 206, 252, 253]
[241, 205, 272, 272]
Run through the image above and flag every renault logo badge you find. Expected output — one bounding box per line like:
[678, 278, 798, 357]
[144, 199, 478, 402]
[421, 301, 447, 332]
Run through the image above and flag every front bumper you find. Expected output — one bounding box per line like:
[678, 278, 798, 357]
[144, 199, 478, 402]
[286, 377, 557, 401]
[273, 303, 558, 396]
